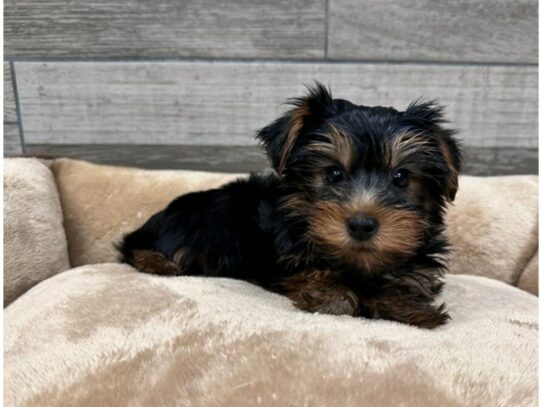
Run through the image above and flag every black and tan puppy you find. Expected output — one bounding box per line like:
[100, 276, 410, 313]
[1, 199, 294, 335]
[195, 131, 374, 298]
[118, 83, 461, 328]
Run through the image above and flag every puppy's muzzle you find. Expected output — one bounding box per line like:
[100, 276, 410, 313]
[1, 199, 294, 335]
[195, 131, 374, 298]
[346, 213, 379, 241]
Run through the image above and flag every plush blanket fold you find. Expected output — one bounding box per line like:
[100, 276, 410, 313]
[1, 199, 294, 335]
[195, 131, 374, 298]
[4, 264, 538, 407]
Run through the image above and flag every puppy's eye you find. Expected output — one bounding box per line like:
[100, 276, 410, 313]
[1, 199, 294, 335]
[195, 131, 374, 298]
[326, 166, 345, 184]
[393, 169, 410, 188]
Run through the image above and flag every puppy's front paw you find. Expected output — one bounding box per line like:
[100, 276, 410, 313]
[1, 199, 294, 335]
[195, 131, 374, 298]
[295, 288, 359, 316]
[407, 303, 450, 329]
[312, 295, 358, 316]
[130, 250, 181, 276]
[361, 297, 450, 329]
[276, 270, 359, 316]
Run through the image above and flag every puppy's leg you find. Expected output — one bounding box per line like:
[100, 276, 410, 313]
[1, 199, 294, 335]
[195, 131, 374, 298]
[359, 295, 448, 329]
[276, 270, 359, 316]
[129, 249, 182, 276]
[358, 275, 449, 329]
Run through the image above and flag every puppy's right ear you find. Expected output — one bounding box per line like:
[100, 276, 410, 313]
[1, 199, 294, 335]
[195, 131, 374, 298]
[405, 100, 462, 201]
[257, 82, 333, 176]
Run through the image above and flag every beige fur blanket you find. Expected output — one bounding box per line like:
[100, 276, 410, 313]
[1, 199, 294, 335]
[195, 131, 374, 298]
[4, 264, 538, 406]
[3, 158, 539, 406]
[3, 159, 70, 305]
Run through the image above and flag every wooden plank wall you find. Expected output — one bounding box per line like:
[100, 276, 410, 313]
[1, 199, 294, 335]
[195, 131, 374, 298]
[4, 0, 538, 175]
[328, 0, 537, 63]
[3, 64, 22, 155]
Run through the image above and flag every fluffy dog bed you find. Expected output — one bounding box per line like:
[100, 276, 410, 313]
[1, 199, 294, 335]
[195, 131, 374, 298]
[4, 158, 539, 406]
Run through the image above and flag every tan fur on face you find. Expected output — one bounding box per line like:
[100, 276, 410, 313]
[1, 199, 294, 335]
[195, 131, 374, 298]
[388, 131, 459, 201]
[279, 192, 309, 219]
[277, 103, 311, 175]
[387, 131, 435, 169]
[310, 124, 356, 170]
[307, 195, 426, 272]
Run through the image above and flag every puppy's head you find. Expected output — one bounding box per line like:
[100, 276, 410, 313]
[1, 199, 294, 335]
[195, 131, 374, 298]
[257, 83, 461, 272]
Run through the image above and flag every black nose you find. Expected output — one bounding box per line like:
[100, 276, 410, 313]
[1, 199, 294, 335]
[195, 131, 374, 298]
[347, 214, 379, 241]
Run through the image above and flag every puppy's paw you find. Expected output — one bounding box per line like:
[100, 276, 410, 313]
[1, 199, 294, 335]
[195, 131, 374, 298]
[276, 269, 359, 317]
[409, 303, 450, 329]
[296, 289, 358, 316]
[312, 295, 358, 316]
[130, 250, 181, 276]
[367, 300, 450, 329]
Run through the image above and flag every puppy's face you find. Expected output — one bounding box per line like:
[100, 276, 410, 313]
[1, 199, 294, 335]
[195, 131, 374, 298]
[258, 84, 461, 272]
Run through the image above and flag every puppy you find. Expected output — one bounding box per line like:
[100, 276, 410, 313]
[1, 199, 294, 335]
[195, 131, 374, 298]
[118, 83, 461, 329]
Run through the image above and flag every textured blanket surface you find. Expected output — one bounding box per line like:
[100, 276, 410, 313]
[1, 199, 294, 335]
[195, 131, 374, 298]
[51, 158, 538, 294]
[5, 264, 538, 407]
[446, 175, 538, 293]
[3, 158, 70, 305]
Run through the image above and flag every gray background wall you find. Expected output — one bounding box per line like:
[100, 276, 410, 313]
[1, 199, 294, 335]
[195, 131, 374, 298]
[4, 0, 538, 174]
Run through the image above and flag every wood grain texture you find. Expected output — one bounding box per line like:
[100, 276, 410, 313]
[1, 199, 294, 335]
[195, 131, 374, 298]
[5, 0, 325, 59]
[4, 125, 22, 156]
[4, 64, 17, 123]
[24, 144, 538, 176]
[329, 0, 538, 64]
[462, 147, 538, 176]
[25, 145, 267, 173]
[16, 61, 537, 148]
[4, 63, 22, 156]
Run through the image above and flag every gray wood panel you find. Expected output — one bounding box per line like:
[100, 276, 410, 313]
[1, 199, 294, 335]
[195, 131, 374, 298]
[16, 62, 537, 148]
[4, 63, 22, 156]
[5, 0, 325, 59]
[329, 0, 538, 64]
[25, 145, 267, 173]
[462, 147, 538, 176]
[24, 144, 538, 176]
[4, 125, 22, 156]
[4, 64, 17, 124]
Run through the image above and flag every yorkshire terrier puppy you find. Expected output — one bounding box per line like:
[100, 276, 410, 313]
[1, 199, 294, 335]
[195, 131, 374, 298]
[118, 83, 461, 329]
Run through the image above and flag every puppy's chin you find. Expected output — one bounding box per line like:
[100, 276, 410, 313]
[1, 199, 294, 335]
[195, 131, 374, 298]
[344, 246, 404, 273]
[328, 230, 425, 273]
[348, 239, 375, 251]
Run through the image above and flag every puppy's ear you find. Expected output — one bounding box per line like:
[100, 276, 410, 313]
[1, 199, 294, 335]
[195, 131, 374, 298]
[405, 100, 462, 201]
[257, 82, 333, 175]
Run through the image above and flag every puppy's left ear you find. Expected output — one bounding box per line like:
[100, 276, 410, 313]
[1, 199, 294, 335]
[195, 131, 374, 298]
[257, 82, 333, 176]
[405, 101, 462, 201]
